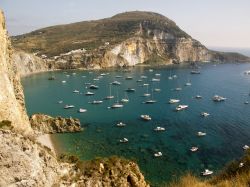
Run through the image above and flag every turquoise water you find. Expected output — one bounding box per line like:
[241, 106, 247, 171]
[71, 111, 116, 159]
[22, 63, 250, 186]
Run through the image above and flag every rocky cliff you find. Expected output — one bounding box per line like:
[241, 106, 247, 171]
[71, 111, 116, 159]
[12, 11, 249, 69]
[0, 10, 31, 133]
[30, 114, 82, 134]
[12, 50, 54, 77]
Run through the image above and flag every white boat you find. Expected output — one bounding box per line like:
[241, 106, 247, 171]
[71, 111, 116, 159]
[149, 69, 153, 72]
[64, 105, 75, 109]
[190, 147, 199, 152]
[155, 73, 161, 76]
[136, 79, 143, 82]
[85, 82, 91, 85]
[152, 78, 160, 82]
[119, 138, 128, 143]
[154, 152, 162, 157]
[154, 127, 165, 131]
[239, 162, 244, 168]
[201, 169, 213, 176]
[89, 100, 103, 104]
[100, 73, 106, 76]
[73, 90, 80, 93]
[145, 100, 157, 104]
[154, 88, 161, 92]
[244, 70, 250, 75]
[141, 115, 151, 121]
[78, 108, 87, 113]
[201, 112, 210, 117]
[104, 85, 114, 100]
[169, 99, 180, 104]
[191, 70, 201, 74]
[195, 95, 202, 99]
[197, 132, 206, 136]
[121, 92, 129, 103]
[126, 88, 136, 92]
[111, 81, 121, 85]
[185, 82, 192, 86]
[111, 103, 124, 108]
[243, 145, 249, 150]
[142, 85, 151, 97]
[115, 75, 122, 78]
[141, 75, 147, 79]
[125, 76, 133, 80]
[213, 95, 226, 102]
[175, 87, 182, 91]
[89, 85, 99, 89]
[176, 105, 188, 111]
[244, 101, 249, 104]
[58, 101, 63, 104]
[143, 83, 150, 86]
[62, 80, 66, 83]
[172, 75, 178, 78]
[116, 122, 126, 127]
[168, 76, 173, 80]
[85, 91, 95, 96]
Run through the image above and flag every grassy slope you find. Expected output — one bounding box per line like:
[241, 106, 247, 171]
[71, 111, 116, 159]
[12, 11, 189, 57]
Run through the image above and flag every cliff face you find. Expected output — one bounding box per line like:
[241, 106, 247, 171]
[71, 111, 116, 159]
[12, 11, 249, 69]
[12, 50, 54, 77]
[0, 11, 31, 132]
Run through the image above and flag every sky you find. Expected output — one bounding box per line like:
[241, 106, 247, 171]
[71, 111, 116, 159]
[1, 0, 250, 50]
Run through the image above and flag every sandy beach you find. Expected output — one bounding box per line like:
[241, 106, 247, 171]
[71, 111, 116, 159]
[37, 134, 56, 153]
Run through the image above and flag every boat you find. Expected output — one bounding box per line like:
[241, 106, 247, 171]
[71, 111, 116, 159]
[169, 99, 180, 104]
[115, 75, 122, 78]
[243, 145, 249, 150]
[64, 105, 75, 109]
[172, 75, 178, 78]
[116, 122, 126, 127]
[201, 169, 213, 176]
[78, 108, 87, 113]
[89, 85, 99, 89]
[185, 82, 192, 86]
[154, 88, 161, 92]
[197, 132, 206, 136]
[244, 101, 249, 104]
[104, 85, 114, 100]
[142, 85, 151, 97]
[119, 138, 128, 143]
[85, 91, 95, 96]
[89, 100, 103, 104]
[100, 73, 106, 76]
[213, 95, 226, 102]
[143, 83, 150, 86]
[244, 70, 250, 75]
[140, 115, 151, 121]
[111, 81, 121, 85]
[111, 103, 124, 108]
[239, 162, 244, 168]
[190, 147, 199, 152]
[176, 105, 188, 111]
[73, 90, 80, 93]
[201, 112, 210, 117]
[168, 76, 173, 80]
[155, 73, 161, 76]
[121, 92, 129, 103]
[58, 101, 63, 104]
[191, 70, 201, 74]
[195, 95, 203, 99]
[152, 78, 160, 82]
[154, 127, 165, 131]
[126, 88, 136, 92]
[125, 76, 133, 80]
[141, 75, 147, 79]
[93, 78, 99, 81]
[175, 87, 182, 91]
[154, 152, 162, 157]
[85, 82, 91, 85]
[149, 69, 153, 72]
[136, 79, 143, 82]
[145, 100, 157, 104]
[62, 80, 66, 83]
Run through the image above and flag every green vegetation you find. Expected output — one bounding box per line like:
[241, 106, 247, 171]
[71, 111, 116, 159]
[12, 11, 189, 57]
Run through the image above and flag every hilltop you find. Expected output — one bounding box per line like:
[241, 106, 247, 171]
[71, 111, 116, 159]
[12, 11, 249, 69]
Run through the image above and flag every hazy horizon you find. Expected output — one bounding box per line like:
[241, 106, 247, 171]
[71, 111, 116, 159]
[1, 0, 250, 49]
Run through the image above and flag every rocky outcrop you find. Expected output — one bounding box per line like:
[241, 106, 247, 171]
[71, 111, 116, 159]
[30, 114, 82, 134]
[12, 50, 54, 77]
[0, 10, 31, 133]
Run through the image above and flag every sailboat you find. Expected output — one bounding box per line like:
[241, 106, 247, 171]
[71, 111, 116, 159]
[143, 84, 151, 97]
[111, 92, 124, 109]
[121, 92, 129, 103]
[145, 89, 157, 104]
[104, 85, 114, 100]
[185, 76, 192, 86]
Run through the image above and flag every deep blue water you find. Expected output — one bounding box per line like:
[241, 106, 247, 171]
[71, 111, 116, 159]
[22, 63, 250, 186]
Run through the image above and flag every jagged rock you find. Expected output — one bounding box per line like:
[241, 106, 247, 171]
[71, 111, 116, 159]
[30, 114, 82, 134]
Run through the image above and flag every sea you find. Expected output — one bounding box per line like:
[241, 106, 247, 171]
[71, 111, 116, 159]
[22, 62, 250, 186]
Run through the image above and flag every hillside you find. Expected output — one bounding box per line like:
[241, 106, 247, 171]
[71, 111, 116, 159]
[12, 11, 250, 69]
